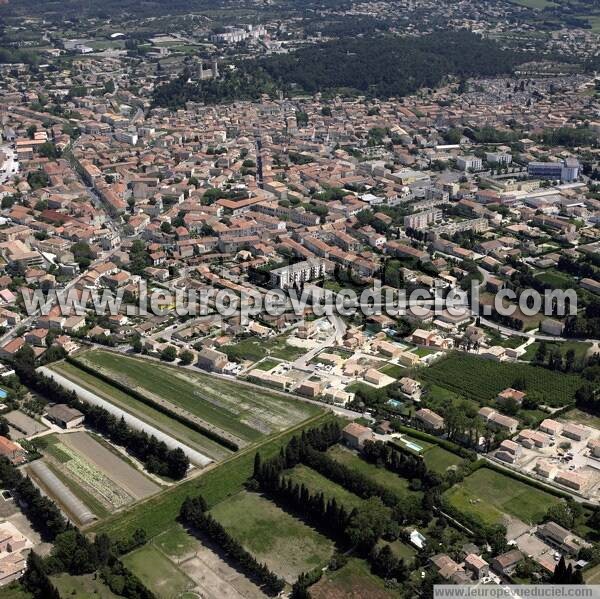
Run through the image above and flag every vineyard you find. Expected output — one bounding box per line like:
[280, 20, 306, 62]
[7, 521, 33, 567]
[419, 353, 582, 406]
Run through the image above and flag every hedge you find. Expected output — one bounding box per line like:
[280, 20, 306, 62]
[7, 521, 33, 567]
[66, 356, 239, 451]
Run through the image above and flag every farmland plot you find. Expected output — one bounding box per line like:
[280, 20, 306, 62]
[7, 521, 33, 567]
[79, 349, 321, 441]
[40, 432, 159, 514]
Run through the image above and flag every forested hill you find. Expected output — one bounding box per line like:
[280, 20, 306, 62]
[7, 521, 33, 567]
[256, 31, 532, 97]
[152, 31, 534, 109]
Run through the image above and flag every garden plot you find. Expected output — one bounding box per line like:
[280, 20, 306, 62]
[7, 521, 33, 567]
[41, 432, 159, 514]
[61, 432, 160, 500]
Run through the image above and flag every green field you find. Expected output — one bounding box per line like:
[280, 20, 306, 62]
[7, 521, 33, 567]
[379, 539, 416, 565]
[310, 557, 401, 599]
[211, 491, 335, 582]
[420, 353, 582, 406]
[379, 363, 405, 378]
[0, 583, 32, 599]
[326, 445, 419, 499]
[287, 464, 365, 510]
[92, 412, 331, 542]
[153, 524, 199, 560]
[50, 361, 232, 461]
[423, 446, 463, 474]
[534, 269, 575, 289]
[585, 562, 600, 584]
[224, 333, 307, 363]
[78, 349, 320, 442]
[52, 573, 121, 598]
[444, 467, 560, 526]
[522, 341, 592, 363]
[122, 544, 194, 598]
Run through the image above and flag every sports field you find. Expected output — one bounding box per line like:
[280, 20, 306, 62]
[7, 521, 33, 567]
[211, 491, 335, 583]
[78, 349, 321, 441]
[443, 467, 560, 526]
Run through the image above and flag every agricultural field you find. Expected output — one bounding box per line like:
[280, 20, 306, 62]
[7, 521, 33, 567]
[443, 467, 560, 526]
[77, 349, 321, 443]
[34, 432, 159, 519]
[92, 412, 332, 542]
[286, 464, 365, 510]
[211, 491, 335, 583]
[419, 353, 582, 406]
[309, 557, 401, 599]
[50, 360, 232, 461]
[122, 543, 196, 598]
[326, 445, 420, 499]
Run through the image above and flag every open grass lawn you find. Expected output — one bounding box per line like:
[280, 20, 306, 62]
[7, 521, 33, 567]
[79, 350, 320, 441]
[224, 337, 267, 362]
[255, 358, 282, 371]
[379, 363, 405, 378]
[122, 544, 194, 598]
[380, 539, 416, 564]
[420, 353, 582, 406]
[422, 446, 463, 474]
[443, 467, 560, 526]
[563, 408, 600, 431]
[264, 335, 308, 361]
[413, 347, 437, 357]
[224, 333, 307, 363]
[522, 341, 592, 363]
[211, 491, 335, 583]
[310, 557, 401, 599]
[286, 464, 365, 510]
[585, 562, 600, 584]
[50, 361, 232, 461]
[326, 445, 419, 499]
[534, 269, 575, 290]
[0, 583, 31, 599]
[52, 573, 121, 598]
[92, 412, 331, 542]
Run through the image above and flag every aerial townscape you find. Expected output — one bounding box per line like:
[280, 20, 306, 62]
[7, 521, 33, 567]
[0, 0, 600, 597]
